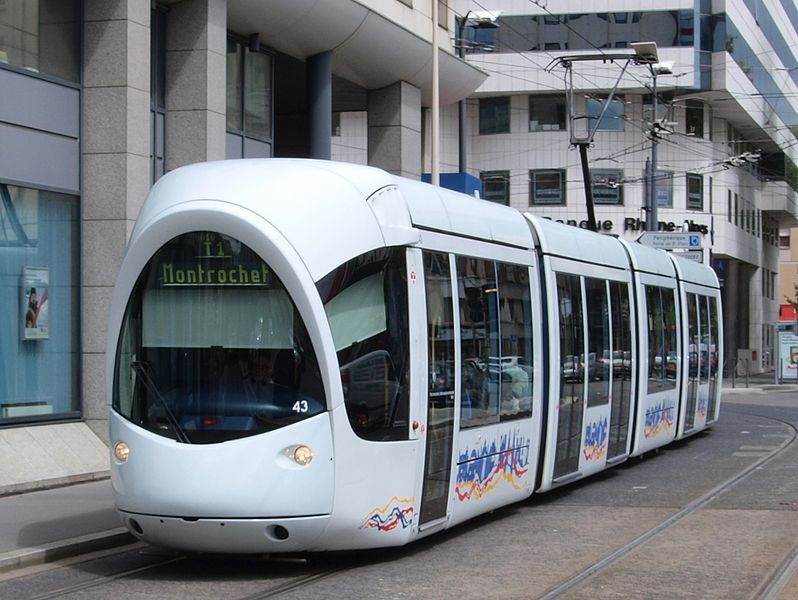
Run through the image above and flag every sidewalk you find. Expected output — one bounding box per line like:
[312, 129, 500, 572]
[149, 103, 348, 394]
[722, 370, 798, 395]
[0, 479, 134, 573]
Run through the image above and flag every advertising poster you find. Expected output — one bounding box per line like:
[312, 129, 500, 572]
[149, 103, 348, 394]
[778, 331, 798, 381]
[22, 267, 49, 340]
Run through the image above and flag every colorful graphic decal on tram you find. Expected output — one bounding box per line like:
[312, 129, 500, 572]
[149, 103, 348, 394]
[644, 401, 675, 438]
[583, 417, 608, 461]
[697, 391, 709, 418]
[361, 496, 415, 532]
[455, 433, 530, 501]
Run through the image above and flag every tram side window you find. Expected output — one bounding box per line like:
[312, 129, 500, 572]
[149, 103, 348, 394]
[425, 252, 456, 405]
[498, 263, 533, 422]
[707, 297, 720, 415]
[585, 278, 610, 407]
[458, 257, 500, 427]
[558, 273, 585, 407]
[317, 248, 410, 441]
[646, 286, 678, 394]
[698, 295, 710, 384]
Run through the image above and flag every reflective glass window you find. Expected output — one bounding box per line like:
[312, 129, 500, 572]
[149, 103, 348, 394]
[591, 169, 624, 205]
[479, 97, 510, 134]
[587, 96, 625, 131]
[318, 248, 410, 441]
[529, 95, 566, 132]
[646, 286, 678, 394]
[497, 263, 533, 421]
[458, 257, 499, 427]
[0, 183, 80, 424]
[607, 281, 632, 458]
[530, 170, 566, 205]
[115, 232, 325, 444]
[481, 171, 511, 205]
[0, 0, 80, 81]
[585, 278, 610, 407]
[555, 273, 584, 477]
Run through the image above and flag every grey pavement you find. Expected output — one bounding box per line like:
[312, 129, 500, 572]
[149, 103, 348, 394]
[0, 478, 133, 573]
[0, 372, 796, 577]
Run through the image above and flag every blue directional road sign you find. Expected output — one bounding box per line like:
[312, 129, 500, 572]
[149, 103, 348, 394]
[637, 232, 702, 249]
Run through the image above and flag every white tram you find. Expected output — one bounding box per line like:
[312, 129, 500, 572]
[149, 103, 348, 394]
[107, 159, 722, 553]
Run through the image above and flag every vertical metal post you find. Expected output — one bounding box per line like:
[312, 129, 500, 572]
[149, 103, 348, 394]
[578, 143, 598, 232]
[431, 0, 440, 186]
[646, 70, 658, 231]
[457, 15, 466, 174]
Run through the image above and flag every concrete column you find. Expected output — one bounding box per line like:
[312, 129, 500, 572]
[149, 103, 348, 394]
[368, 81, 421, 179]
[308, 51, 332, 160]
[82, 0, 151, 440]
[722, 259, 740, 377]
[164, 0, 226, 171]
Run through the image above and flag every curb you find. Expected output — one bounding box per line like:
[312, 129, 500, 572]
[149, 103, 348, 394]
[0, 528, 136, 573]
[0, 471, 111, 499]
[723, 385, 798, 395]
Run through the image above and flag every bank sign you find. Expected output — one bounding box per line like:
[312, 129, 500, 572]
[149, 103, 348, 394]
[546, 216, 709, 236]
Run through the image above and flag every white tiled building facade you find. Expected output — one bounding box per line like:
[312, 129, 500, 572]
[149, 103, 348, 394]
[446, 0, 798, 376]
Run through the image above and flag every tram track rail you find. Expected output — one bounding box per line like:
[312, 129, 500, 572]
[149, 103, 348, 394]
[19, 547, 350, 600]
[538, 409, 798, 600]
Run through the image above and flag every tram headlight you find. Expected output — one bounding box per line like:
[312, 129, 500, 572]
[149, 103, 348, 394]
[291, 445, 314, 466]
[113, 440, 131, 463]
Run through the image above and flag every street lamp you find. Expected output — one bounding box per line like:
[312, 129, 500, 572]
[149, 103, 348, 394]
[456, 11, 499, 175]
[631, 42, 673, 232]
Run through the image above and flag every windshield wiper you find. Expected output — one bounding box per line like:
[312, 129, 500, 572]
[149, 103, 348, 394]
[131, 360, 191, 444]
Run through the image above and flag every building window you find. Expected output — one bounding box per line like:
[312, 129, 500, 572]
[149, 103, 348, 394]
[0, 0, 81, 82]
[685, 100, 704, 137]
[727, 190, 732, 223]
[481, 170, 510, 205]
[0, 183, 80, 424]
[734, 192, 739, 226]
[151, 6, 167, 183]
[687, 173, 703, 210]
[587, 95, 625, 131]
[654, 170, 673, 208]
[226, 37, 274, 158]
[591, 169, 623, 205]
[479, 97, 511, 135]
[529, 95, 566, 131]
[780, 234, 790, 248]
[530, 170, 566, 205]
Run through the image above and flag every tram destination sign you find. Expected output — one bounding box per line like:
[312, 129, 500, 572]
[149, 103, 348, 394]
[637, 232, 702, 249]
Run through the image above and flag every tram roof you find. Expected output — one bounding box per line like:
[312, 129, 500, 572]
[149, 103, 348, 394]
[669, 253, 720, 289]
[522, 214, 629, 269]
[392, 178, 534, 250]
[618, 239, 678, 278]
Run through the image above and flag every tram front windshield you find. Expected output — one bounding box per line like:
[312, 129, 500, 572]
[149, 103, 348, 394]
[113, 231, 325, 444]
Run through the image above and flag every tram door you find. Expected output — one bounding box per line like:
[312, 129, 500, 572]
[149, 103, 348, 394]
[553, 273, 627, 480]
[553, 273, 585, 478]
[419, 252, 455, 525]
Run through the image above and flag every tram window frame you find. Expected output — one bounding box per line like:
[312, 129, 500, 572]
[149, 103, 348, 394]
[585, 278, 611, 408]
[645, 285, 678, 394]
[113, 231, 326, 445]
[458, 258, 534, 429]
[554, 272, 585, 478]
[607, 280, 632, 459]
[317, 247, 411, 442]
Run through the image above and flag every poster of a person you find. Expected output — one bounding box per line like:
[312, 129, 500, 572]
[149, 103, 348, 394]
[22, 267, 49, 340]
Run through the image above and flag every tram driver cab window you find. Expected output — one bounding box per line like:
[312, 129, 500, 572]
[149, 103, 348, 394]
[317, 248, 411, 442]
[113, 231, 325, 444]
